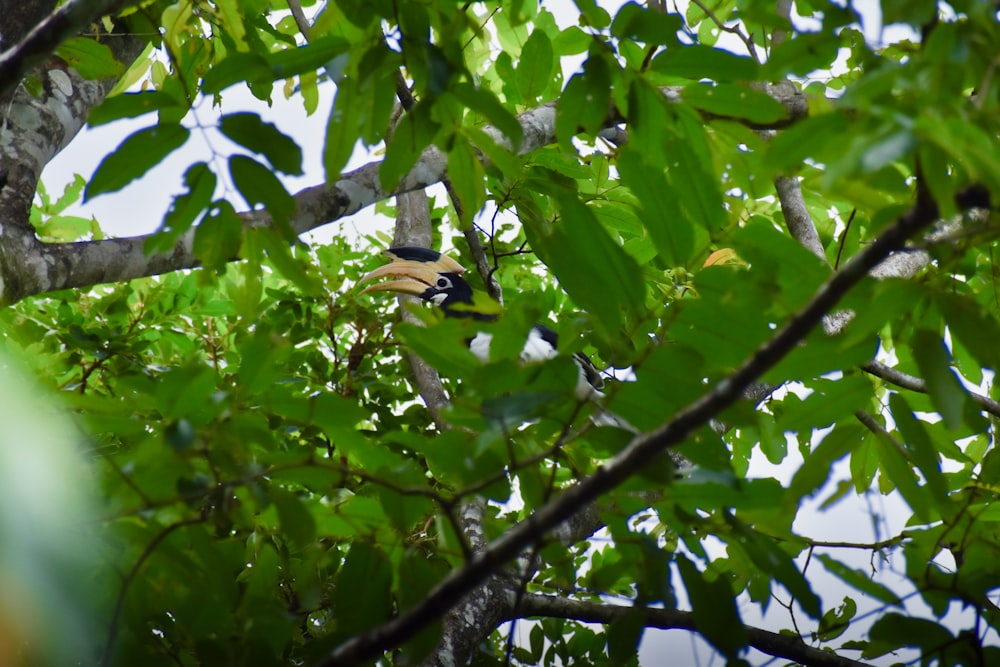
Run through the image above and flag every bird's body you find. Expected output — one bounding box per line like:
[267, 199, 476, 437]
[360, 247, 631, 429]
[467, 325, 604, 402]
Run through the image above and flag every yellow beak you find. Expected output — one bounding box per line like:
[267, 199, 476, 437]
[358, 251, 466, 296]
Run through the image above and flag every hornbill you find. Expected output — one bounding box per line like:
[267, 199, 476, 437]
[359, 246, 631, 428]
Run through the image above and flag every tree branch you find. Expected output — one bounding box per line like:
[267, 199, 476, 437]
[285, 0, 311, 38]
[515, 594, 871, 667]
[775, 173, 826, 261]
[321, 183, 987, 665]
[2, 84, 810, 305]
[388, 143, 515, 666]
[863, 360, 1000, 418]
[392, 68, 503, 304]
[0, 0, 128, 100]
[392, 189, 451, 429]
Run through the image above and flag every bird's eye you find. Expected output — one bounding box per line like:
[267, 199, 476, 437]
[436, 277, 451, 289]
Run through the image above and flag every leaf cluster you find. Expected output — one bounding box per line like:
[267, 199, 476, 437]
[6, 0, 1000, 665]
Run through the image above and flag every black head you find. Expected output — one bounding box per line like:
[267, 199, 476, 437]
[360, 247, 493, 319]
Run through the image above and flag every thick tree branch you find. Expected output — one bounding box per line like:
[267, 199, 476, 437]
[390, 164, 515, 667]
[515, 594, 870, 667]
[0, 0, 127, 100]
[322, 183, 988, 665]
[2, 84, 809, 305]
[0, 0, 57, 56]
[392, 189, 451, 429]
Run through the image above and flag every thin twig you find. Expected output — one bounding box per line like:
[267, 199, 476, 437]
[286, 0, 311, 38]
[834, 209, 856, 269]
[689, 0, 760, 63]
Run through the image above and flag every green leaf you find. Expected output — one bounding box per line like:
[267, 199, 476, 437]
[55, 37, 125, 80]
[379, 101, 439, 191]
[89, 91, 184, 126]
[245, 543, 281, 601]
[482, 391, 563, 426]
[165, 418, 196, 452]
[451, 82, 523, 149]
[270, 488, 317, 548]
[860, 129, 916, 173]
[764, 32, 841, 78]
[516, 29, 554, 102]
[816, 555, 902, 606]
[663, 113, 729, 233]
[816, 596, 856, 641]
[34, 215, 95, 242]
[881, 0, 937, 27]
[465, 126, 522, 178]
[575, 0, 611, 29]
[396, 550, 447, 663]
[786, 424, 859, 507]
[446, 135, 486, 224]
[849, 428, 878, 492]
[910, 329, 965, 430]
[935, 292, 1000, 373]
[201, 53, 273, 94]
[681, 83, 789, 125]
[334, 542, 393, 634]
[527, 196, 645, 335]
[617, 149, 691, 266]
[768, 327, 876, 383]
[220, 113, 303, 175]
[611, 3, 682, 45]
[551, 26, 591, 55]
[675, 554, 748, 657]
[146, 162, 216, 254]
[778, 375, 873, 434]
[614, 344, 706, 432]
[889, 393, 949, 508]
[555, 51, 611, 148]
[866, 613, 953, 659]
[247, 228, 322, 295]
[324, 77, 363, 180]
[203, 36, 350, 93]
[725, 516, 822, 619]
[869, 411, 932, 522]
[396, 319, 484, 378]
[228, 155, 295, 233]
[155, 364, 218, 421]
[763, 113, 850, 175]
[193, 200, 243, 270]
[919, 116, 1000, 194]
[650, 45, 758, 81]
[214, 0, 249, 51]
[86, 124, 190, 199]
[670, 268, 773, 368]
[607, 608, 645, 663]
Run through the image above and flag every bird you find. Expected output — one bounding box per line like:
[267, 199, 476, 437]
[359, 246, 633, 429]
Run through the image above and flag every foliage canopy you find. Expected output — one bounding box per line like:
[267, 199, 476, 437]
[1, 0, 1000, 665]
